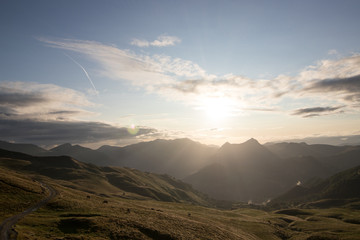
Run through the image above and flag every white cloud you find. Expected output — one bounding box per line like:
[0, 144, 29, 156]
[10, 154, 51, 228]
[39, 38, 208, 87]
[298, 55, 360, 83]
[130, 38, 150, 47]
[151, 35, 181, 47]
[131, 34, 181, 47]
[39, 37, 360, 118]
[0, 81, 166, 146]
[0, 81, 95, 121]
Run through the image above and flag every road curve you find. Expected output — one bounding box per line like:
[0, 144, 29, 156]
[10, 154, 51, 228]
[0, 182, 57, 240]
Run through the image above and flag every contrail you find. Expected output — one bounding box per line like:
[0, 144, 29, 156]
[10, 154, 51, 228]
[64, 53, 98, 95]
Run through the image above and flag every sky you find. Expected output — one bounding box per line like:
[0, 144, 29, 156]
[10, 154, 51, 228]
[1, 0, 360, 148]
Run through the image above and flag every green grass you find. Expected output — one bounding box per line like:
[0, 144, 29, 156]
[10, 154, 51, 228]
[1, 159, 360, 239]
[0, 167, 45, 221]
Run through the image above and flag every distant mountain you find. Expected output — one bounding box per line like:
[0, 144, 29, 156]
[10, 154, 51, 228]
[270, 165, 360, 208]
[0, 140, 50, 156]
[50, 143, 112, 166]
[97, 138, 217, 178]
[0, 141, 112, 166]
[185, 139, 291, 202]
[0, 148, 210, 205]
[265, 141, 360, 172]
[184, 139, 344, 203]
[324, 146, 360, 172]
[1, 138, 360, 203]
[270, 134, 360, 146]
[0, 139, 217, 178]
[265, 142, 347, 159]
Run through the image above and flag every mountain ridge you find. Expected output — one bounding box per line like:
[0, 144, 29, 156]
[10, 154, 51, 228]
[270, 164, 360, 209]
[1, 138, 360, 202]
[0, 148, 210, 206]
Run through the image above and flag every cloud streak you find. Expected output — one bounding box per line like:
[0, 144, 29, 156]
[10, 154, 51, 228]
[64, 53, 98, 95]
[38, 37, 360, 118]
[131, 34, 181, 47]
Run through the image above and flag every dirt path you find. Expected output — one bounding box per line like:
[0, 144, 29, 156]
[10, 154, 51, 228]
[0, 182, 57, 240]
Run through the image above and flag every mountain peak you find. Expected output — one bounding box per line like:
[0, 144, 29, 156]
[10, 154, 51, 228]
[242, 138, 261, 146]
[50, 143, 72, 151]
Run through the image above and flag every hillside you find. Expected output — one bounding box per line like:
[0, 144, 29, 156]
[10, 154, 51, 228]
[49, 138, 217, 178]
[97, 138, 217, 178]
[0, 139, 217, 179]
[184, 139, 341, 203]
[2, 139, 360, 203]
[49, 143, 113, 166]
[264, 142, 348, 159]
[270, 165, 360, 209]
[184, 139, 289, 202]
[0, 148, 209, 206]
[2, 158, 360, 239]
[266, 141, 360, 172]
[0, 140, 50, 156]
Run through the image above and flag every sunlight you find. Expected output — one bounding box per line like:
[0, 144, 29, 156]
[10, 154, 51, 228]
[200, 97, 235, 122]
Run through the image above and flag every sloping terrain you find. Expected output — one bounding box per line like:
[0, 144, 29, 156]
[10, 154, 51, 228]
[184, 139, 334, 202]
[2, 139, 360, 204]
[265, 142, 348, 159]
[0, 140, 50, 156]
[266, 141, 360, 172]
[49, 143, 112, 166]
[270, 165, 360, 209]
[50, 139, 218, 179]
[1, 164, 360, 240]
[0, 149, 209, 206]
[97, 138, 217, 178]
[0, 139, 217, 179]
[185, 139, 360, 203]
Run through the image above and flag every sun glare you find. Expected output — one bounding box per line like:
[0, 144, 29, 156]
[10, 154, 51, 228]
[200, 97, 235, 122]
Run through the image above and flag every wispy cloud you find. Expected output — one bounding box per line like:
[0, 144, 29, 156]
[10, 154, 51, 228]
[292, 106, 344, 118]
[0, 118, 157, 146]
[0, 81, 165, 146]
[38, 37, 360, 118]
[0, 81, 94, 121]
[303, 74, 360, 105]
[39, 38, 208, 88]
[131, 34, 181, 47]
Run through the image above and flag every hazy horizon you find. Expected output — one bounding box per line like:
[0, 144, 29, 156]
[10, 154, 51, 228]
[1, 1, 360, 147]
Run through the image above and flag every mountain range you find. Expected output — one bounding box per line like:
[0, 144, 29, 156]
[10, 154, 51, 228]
[0, 148, 209, 205]
[1, 138, 360, 203]
[0, 139, 216, 179]
[270, 164, 360, 209]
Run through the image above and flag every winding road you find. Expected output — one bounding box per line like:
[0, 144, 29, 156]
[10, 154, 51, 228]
[0, 182, 57, 240]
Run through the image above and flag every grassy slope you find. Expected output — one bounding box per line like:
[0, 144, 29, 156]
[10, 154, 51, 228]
[0, 149, 209, 206]
[0, 160, 46, 221]
[1, 166, 359, 240]
[269, 165, 360, 209]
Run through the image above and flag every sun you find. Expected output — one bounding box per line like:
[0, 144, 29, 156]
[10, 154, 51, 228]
[200, 97, 235, 122]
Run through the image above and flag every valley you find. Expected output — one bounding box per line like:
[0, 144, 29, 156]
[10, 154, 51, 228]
[0, 138, 360, 239]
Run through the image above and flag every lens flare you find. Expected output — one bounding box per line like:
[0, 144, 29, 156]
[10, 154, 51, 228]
[127, 124, 139, 135]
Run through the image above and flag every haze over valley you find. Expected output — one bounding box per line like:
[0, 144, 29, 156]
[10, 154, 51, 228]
[1, 138, 360, 203]
[1, 137, 360, 239]
[1, 0, 360, 239]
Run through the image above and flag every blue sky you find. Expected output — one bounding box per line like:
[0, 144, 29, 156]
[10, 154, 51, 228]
[1, 0, 360, 147]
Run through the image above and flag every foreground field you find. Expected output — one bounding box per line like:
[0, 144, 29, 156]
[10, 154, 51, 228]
[1, 172, 360, 240]
[1, 149, 360, 239]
